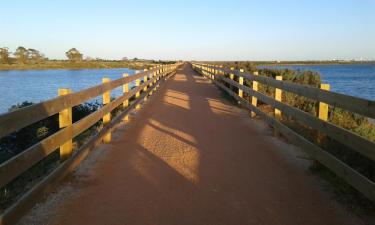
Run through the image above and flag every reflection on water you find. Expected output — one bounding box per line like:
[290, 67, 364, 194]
[0, 68, 138, 114]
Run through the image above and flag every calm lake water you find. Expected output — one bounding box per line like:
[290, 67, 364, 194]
[260, 64, 375, 101]
[0, 68, 138, 114]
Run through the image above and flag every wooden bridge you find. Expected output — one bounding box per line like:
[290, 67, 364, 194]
[0, 63, 374, 225]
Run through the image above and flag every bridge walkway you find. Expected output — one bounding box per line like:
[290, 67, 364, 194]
[20, 64, 355, 225]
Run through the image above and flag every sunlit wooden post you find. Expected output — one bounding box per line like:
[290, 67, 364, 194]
[317, 84, 330, 144]
[154, 70, 157, 84]
[238, 69, 244, 98]
[157, 66, 162, 89]
[123, 73, 129, 108]
[122, 73, 129, 121]
[150, 68, 154, 87]
[251, 71, 259, 117]
[229, 67, 234, 80]
[58, 88, 72, 161]
[275, 76, 283, 120]
[274, 76, 283, 136]
[135, 77, 141, 109]
[229, 67, 235, 90]
[154, 68, 159, 91]
[155, 67, 159, 83]
[149, 68, 154, 95]
[102, 78, 111, 143]
[135, 78, 140, 98]
[319, 84, 330, 121]
[143, 69, 148, 92]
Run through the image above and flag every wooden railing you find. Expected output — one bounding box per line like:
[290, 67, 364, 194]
[192, 63, 375, 201]
[0, 63, 180, 224]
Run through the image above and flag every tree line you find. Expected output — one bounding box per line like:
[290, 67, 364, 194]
[0, 47, 84, 64]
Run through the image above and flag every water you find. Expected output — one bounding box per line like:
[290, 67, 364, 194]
[0, 68, 138, 114]
[259, 64, 375, 101]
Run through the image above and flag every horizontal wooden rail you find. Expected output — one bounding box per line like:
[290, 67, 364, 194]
[0, 66, 167, 139]
[0, 67, 178, 225]
[198, 64, 375, 119]
[192, 63, 375, 202]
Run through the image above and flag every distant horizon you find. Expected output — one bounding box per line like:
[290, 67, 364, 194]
[1, 1, 374, 61]
[2, 45, 375, 62]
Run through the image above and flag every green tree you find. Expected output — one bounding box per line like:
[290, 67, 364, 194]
[0, 47, 10, 64]
[28, 48, 45, 64]
[65, 48, 83, 63]
[14, 46, 29, 64]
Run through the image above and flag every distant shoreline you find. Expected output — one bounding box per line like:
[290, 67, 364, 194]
[259, 62, 375, 66]
[0, 65, 143, 71]
[0, 60, 168, 71]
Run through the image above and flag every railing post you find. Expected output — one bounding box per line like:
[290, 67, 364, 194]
[238, 69, 244, 98]
[149, 68, 155, 95]
[230, 67, 235, 91]
[251, 71, 259, 117]
[123, 73, 129, 108]
[58, 88, 72, 161]
[102, 78, 111, 143]
[319, 84, 330, 121]
[135, 77, 141, 109]
[274, 76, 283, 136]
[143, 69, 148, 92]
[135, 78, 141, 98]
[123, 73, 129, 121]
[317, 84, 330, 144]
[149, 68, 154, 88]
[155, 67, 159, 90]
[275, 76, 282, 120]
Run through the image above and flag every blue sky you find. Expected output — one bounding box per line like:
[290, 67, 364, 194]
[1, 0, 374, 60]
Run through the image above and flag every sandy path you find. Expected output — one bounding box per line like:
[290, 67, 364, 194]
[23, 64, 357, 225]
